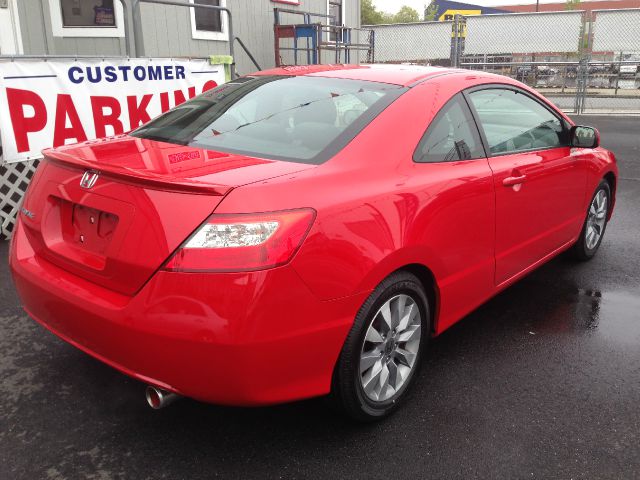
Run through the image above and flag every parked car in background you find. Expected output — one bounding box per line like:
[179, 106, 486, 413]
[588, 64, 611, 75]
[10, 65, 618, 421]
[618, 64, 638, 77]
[515, 65, 534, 77]
[536, 65, 558, 76]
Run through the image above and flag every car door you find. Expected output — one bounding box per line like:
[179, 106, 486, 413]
[411, 92, 496, 331]
[466, 86, 587, 285]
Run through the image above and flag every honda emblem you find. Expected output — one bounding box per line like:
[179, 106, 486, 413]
[80, 170, 100, 189]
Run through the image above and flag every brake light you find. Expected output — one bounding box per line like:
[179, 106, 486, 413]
[163, 208, 316, 272]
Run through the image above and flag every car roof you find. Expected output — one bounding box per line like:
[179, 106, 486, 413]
[252, 64, 475, 87]
[250, 64, 571, 121]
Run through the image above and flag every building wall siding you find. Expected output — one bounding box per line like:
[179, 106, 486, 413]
[15, 0, 362, 73]
[16, 0, 50, 54]
[346, 0, 361, 28]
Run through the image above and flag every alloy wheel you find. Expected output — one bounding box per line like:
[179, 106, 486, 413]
[359, 294, 422, 402]
[586, 189, 608, 250]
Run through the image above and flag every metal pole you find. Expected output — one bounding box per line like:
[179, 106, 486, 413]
[370, 29, 375, 63]
[615, 51, 622, 95]
[274, 8, 281, 67]
[234, 37, 261, 71]
[293, 26, 298, 65]
[451, 15, 459, 68]
[135, 0, 236, 77]
[531, 1, 539, 86]
[576, 14, 592, 115]
[583, 14, 594, 114]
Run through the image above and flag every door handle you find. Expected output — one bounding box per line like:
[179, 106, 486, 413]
[503, 174, 527, 187]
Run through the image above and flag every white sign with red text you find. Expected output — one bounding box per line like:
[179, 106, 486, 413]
[0, 58, 225, 163]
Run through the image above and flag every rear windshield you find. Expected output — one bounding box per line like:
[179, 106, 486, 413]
[131, 75, 406, 164]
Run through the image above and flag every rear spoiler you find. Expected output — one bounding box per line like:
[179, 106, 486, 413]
[43, 150, 232, 196]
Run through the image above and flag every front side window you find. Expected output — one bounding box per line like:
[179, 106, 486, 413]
[190, 0, 227, 41]
[468, 88, 568, 155]
[414, 94, 484, 163]
[131, 75, 406, 164]
[60, 0, 116, 27]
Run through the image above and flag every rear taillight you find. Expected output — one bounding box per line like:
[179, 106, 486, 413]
[163, 208, 316, 272]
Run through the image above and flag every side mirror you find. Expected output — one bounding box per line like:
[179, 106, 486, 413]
[571, 125, 600, 149]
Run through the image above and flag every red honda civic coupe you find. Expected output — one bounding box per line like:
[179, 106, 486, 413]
[10, 65, 617, 420]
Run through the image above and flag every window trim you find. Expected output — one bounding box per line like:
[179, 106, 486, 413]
[462, 83, 571, 158]
[48, 0, 125, 38]
[413, 93, 487, 164]
[327, 0, 346, 43]
[189, 0, 228, 42]
[0, 0, 24, 54]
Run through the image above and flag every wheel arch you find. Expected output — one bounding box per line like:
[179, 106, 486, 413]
[351, 247, 443, 335]
[603, 171, 616, 220]
[398, 264, 440, 335]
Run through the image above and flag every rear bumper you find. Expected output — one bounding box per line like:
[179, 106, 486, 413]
[10, 221, 365, 406]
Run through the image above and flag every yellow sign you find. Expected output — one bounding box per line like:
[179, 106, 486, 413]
[438, 9, 480, 21]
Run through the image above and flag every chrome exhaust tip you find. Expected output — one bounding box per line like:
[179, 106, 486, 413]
[145, 386, 180, 409]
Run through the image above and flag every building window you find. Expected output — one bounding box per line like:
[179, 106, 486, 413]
[49, 0, 125, 37]
[190, 0, 228, 41]
[194, 0, 221, 33]
[60, 0, 115, 27]
[328, 0, 345, 42]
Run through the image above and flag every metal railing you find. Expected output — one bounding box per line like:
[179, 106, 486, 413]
[273, 8, 374, 67]
[234, 37, 261, 71]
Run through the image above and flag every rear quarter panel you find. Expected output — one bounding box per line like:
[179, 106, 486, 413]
[217, 76, 498, 334]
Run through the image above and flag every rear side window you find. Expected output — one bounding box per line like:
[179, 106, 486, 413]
[467, 88, 569, 155]
[413, 94, 484, 163]
[131, 75, 406, 164]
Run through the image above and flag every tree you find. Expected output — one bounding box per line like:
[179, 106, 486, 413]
[361, 1, 422, 25]
[424, 1, 439, 22]
[394, 6, 421, 23]
[565, 0, 581, 10]
[361, 0, 385, 25]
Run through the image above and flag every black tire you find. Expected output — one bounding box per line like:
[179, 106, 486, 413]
[330, 271, 430, 422]
[571, 179, 611, 261]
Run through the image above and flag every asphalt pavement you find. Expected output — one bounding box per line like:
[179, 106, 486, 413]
[1, 115, 639, 479]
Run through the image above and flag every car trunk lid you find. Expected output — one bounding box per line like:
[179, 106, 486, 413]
[19, 135, 315, 295]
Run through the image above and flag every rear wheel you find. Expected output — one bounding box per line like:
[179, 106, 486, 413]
[331, 271, 429, 421]
[571, 180, 611, 261]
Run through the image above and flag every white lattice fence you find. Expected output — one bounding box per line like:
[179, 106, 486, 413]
[0, 159, 40, 240]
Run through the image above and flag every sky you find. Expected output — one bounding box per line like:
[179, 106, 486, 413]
[373, 0, 579, 14]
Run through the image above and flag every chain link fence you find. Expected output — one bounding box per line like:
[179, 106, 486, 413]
[365, 8, 640, 115]
[364, 21, 454, 65]
[583, 9, 640, 113]
[460, 10, 586, 114]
